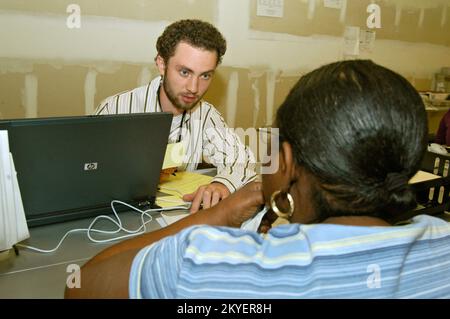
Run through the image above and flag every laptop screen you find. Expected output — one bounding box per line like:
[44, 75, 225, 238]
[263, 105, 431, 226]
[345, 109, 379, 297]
[0, 113, 172, 227]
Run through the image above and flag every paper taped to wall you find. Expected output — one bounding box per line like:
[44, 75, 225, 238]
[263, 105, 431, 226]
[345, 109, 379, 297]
[359, 29, 376, 53]
[343, 26, 360, 56]
[256, 0, 284, 18]
[324, 0, 344, 9]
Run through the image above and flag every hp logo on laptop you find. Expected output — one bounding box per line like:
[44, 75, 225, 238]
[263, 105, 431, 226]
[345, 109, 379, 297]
[84, 163, 98, 171]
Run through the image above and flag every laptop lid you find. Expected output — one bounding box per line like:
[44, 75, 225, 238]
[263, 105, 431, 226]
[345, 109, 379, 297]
[0, 113, 172, 227]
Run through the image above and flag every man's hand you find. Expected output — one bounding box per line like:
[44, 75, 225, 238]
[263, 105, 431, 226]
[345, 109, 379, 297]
[183, 182, 230, 213]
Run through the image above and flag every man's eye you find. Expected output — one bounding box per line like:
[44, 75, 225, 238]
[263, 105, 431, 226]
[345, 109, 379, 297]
[201, 74, 211, 80]
[180, 70, 189, 77]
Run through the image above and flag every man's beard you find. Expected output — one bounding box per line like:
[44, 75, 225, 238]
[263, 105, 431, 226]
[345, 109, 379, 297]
[162, 75, 202, 111]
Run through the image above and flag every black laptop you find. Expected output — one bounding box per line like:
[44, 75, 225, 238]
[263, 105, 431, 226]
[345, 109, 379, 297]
[0, 113, 172, 227]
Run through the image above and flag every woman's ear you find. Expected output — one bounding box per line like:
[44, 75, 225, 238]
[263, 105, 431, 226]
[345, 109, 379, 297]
[279, 141, 296, 180]
[155, 55, 166, 76]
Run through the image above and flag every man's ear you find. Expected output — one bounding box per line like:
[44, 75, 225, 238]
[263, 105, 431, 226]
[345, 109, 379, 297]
[279, 141, 295, 179]
[155, 55, 166, 75]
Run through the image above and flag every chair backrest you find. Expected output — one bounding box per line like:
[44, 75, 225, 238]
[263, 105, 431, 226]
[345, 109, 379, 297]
[411, 151, 450, 220]
[420, 151, 450, 177]
[392, 151, 450, 223]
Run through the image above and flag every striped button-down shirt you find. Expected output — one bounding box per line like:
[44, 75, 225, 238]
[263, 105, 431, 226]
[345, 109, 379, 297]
[94, 76, 256, 192]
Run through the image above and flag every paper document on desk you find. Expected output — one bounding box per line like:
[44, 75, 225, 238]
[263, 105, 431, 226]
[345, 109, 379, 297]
[159, 171, 213, 197]
[156, 195, 187, 208]
[162, 142, 184, 170]
[0, 131, 30, 251]
[157, 171, 213, 226]
[160, 211, 190, 225]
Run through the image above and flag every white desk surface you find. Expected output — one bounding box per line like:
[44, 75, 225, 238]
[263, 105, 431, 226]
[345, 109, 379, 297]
[0, 169, 218, 299]
[0, 209, 170, 298]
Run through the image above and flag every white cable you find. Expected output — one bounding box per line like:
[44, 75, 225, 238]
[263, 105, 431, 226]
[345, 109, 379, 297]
[16, 200, 189, 253]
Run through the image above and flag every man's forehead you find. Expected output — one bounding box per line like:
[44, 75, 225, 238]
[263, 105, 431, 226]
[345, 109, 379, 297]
[167, 42, 218, 70]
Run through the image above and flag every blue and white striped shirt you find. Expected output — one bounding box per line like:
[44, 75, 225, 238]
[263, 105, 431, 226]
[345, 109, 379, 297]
[129, 215, 450, 299]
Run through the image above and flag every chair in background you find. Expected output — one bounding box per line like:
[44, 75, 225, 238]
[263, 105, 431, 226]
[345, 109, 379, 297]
[406, 151, 450, 221]
[393, 151, 450, 223]
[421, 150, 450, 179]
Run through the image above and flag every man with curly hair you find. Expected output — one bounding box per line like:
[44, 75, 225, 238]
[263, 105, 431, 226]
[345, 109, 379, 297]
[95, 19, 256, 213]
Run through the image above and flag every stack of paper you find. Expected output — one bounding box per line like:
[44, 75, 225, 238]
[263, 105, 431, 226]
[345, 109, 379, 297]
[156, 195, 188, 208]
[158, 171, 213, 197]
[156, 171, 214, 226]
[0, 131, 29, 252]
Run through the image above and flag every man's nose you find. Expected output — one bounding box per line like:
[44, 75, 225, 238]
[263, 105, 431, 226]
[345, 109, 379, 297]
[187, 77, 199, 94]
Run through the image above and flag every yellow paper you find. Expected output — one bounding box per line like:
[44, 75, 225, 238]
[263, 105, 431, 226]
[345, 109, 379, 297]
[409, 170, 440, 184]
[162, 142, 184, 170]
[158, 171, 213, 197]
[156, 195, 187, 208]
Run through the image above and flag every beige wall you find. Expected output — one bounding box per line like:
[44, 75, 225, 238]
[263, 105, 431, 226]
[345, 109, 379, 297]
[1, 0, 450, 132]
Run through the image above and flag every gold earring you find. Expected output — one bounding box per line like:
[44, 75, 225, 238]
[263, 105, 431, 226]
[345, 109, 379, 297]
[270, 190, 294, 219]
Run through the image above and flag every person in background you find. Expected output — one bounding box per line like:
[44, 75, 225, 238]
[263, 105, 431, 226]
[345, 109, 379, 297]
[435, 108, 450, 146]
[66, 60, 450, 299]
[95, 19, 256, 213]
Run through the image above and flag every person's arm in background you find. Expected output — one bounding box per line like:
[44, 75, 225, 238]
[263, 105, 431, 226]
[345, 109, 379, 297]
[435, 110, 450, 145]
[183, 108, 257, 213]
[64, 182, 264, 299]
[444, 111, 450, 147]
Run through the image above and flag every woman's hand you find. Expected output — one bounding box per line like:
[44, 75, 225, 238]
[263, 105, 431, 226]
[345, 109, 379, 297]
[209, 181, 265, 228]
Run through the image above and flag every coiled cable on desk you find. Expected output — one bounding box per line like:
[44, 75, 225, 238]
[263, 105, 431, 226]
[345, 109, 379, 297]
[16, 199, 190, 253]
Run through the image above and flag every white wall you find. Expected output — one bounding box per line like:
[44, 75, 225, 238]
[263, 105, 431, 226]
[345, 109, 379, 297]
[0, 0, 449, 125]
[1, 0, 449, 76]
